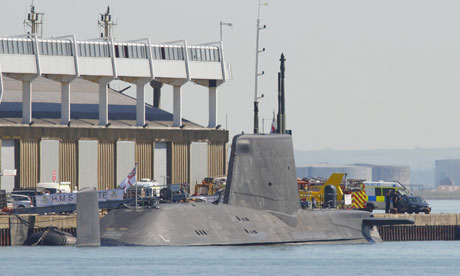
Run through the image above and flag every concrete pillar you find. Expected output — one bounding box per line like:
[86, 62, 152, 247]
[22, 81, 32, 124]
[136, 80, 146, 126]
[150, 80, 163, 109]
[61, 82, 71, 125]
[208, 86, 217, 128]
[173, 85, 182, 127]
[98, 78, 110, 126]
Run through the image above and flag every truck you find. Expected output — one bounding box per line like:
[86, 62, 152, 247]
[125, 179, 164, 199]
[193, 177, 226, 196]
[36, 182, 72, 193]
[298, 173, 345, 208]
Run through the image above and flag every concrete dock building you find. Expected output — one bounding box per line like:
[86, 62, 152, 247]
[0, 6, 231, 193]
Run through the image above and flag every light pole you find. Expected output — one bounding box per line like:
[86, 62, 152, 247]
[253, 0, 267, 134]
[220, 21, 233, 41]
[261, 117, 272, 134]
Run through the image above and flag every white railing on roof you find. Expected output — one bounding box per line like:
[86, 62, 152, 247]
[0, 37, 221, 62]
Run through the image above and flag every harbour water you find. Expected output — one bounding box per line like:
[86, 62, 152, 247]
[0, 200, 459, 276]
[0, 241, 459, 276]
[427, 200, 460, 213]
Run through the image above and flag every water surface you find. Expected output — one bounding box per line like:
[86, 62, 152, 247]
[1, 241, 459, 276]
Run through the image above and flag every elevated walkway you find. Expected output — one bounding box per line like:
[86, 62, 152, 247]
[0, 36, 231, 128]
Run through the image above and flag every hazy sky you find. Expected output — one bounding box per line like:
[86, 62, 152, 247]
[2, 0, 460, 151]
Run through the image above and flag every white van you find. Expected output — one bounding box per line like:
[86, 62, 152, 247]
[363, 181, 410, 210]
[126, 179, 164, 198]
[37, 182, 72, 193]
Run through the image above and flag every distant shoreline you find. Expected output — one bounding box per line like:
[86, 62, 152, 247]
[412, 190, 460, 200]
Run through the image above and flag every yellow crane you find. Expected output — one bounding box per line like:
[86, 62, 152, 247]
[299, 173, 345, 207]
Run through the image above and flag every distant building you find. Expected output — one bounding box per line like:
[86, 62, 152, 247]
[435, 159, 460, 187]
[355, 164, 410, 185]
[296, 164, 372, 181]
[296, 163, 410, 185]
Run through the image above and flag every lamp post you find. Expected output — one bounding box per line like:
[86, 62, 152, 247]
[261, 117, 272, 134]
[253, 0, 267, 134]
[220, 21, 233, 41]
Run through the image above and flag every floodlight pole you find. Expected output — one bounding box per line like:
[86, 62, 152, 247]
[220, 21, 232, 42]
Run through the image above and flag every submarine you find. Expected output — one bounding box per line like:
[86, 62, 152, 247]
[98, 134, 410, 246]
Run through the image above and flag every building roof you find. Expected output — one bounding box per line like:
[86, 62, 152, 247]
[0, 77, 202, 129]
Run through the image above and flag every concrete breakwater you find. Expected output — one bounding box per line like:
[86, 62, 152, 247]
[0, 213, 459, 245]
[375, 213, 460, 241]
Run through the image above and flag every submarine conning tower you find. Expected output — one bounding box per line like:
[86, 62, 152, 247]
[223, 134, 300, 215]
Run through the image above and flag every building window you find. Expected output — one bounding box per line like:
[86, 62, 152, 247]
[160, 47, 166, 59]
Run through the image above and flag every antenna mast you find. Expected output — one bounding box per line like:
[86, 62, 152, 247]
[253, 0, 267, 134]
[24, 3, 44, 38]
[277, 53, 286, 134]
[98, 6, 116, 40]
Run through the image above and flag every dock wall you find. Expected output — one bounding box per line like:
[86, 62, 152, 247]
[375, 214, 460, 241]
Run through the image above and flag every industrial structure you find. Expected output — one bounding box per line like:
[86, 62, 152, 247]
[355, 164, 410, 185]
[435, 159, 460, 187]
[0, 5, 230, 193]
[296, 163, 411, 185]
[296, 164, 373, 181]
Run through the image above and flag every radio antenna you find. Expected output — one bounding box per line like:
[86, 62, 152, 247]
[24, 3, 44, 38]
[98, 6, 116, 40]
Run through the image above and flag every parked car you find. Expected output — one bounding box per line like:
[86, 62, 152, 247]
[11, 188, 46, 206]
[160, 184, 188, 203]
[9, 194, 34, 208]
[396, 195, 431, 214]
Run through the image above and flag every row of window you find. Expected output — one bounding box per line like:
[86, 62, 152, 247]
[115, 44, 148, 59]
[188, 47, 220, 62]
[78, 42, 111, 58]
[0, 39, 221, 62]
[39, 41, 73, 56]
[152, 46, 184, 60]
[0, 40, 35, 55]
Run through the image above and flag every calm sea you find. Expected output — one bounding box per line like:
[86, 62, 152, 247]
[427, 200, 460, 213]
[0, 242, 459, 276]
[0, 200, 459, 276]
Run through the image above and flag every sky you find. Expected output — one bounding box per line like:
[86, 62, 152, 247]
[2, 0, 460, 151]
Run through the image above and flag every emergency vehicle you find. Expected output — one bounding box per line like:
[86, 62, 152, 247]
[354, 181, 410, 211]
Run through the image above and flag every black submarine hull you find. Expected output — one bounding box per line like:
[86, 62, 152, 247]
[101, 204, 373, 246]
[100, 134, 379, 246]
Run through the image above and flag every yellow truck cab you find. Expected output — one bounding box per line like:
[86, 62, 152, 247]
[363, 181, 410, 211]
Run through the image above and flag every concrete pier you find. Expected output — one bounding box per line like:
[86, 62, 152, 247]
[375, 214, 460, 241]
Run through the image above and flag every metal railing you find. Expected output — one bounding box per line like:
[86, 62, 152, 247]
[0, 37, 221, 62]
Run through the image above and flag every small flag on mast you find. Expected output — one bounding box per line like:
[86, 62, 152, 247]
[270, 111, 277, 134]
[119, 166, 136, 192]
